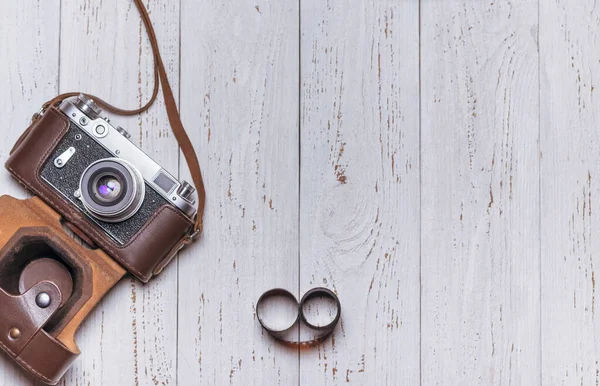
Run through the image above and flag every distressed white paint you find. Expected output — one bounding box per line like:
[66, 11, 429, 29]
[3, 0, 600, 385]
[420, 1, 540, 385]
[177, 1, 300, 385]
[540, 1, 600, 385]
[299, 0, 420, 385]
[0, 0, 59, 200]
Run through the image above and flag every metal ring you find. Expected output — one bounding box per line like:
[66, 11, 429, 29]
[299, 287, 341, 332]
[256, 288, 299, 335]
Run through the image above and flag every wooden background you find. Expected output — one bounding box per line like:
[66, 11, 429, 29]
[0, 0, 596, 385]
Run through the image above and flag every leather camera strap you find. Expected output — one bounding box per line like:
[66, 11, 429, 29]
[38, 0, 205, 235]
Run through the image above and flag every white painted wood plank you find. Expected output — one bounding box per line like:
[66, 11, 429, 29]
[177, 0, 300, 385]
[0, 0, 60, 199]
[540, 2, 600, 384]
[0, 1, 60, 385]
[300, 1, 420, 384]
[58, 1, 180, 384]
[420, 1, 540, 385]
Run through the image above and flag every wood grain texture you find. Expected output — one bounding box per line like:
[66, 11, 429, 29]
[0, 1, 60, 385]
[5, 0, 600, 385]
[420, 1, 540, 385]
[58, 1, 180, 384]
[300, 0, 420, 384]
[177, 0, 300, 385]
[540, 1, 600, 384]
[0, 0, 60, 201]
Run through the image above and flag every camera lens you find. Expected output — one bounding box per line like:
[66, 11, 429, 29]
[79, 159, 145, 223]
[95, 176, 122, 202]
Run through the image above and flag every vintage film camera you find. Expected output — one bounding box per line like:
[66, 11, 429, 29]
[44, 94, 197, 247]
[0, 92, 202, 384]
[7, 94, 200, 281]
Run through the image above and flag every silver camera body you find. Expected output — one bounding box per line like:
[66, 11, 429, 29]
[39, 94, 197, 245]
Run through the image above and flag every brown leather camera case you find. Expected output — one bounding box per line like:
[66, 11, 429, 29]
[6, 106, 194, 283]
[0, 195, 126, 384]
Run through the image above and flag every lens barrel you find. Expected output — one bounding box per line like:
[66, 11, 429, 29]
[79, 158, 145, 223]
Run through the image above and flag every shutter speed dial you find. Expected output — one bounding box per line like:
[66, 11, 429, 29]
[178, 181, 196, 202]
[74, 94, 102, 120]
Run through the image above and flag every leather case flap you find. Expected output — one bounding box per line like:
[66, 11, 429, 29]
[0, 281, 78, 385]
[0, 282, 62, 356]
[17, 331, 78, 385]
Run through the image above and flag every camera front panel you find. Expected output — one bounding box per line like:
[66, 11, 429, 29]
[40, 123, 170, 245]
